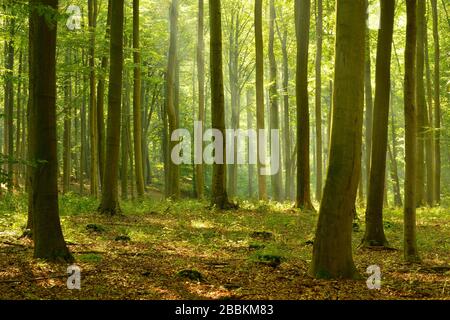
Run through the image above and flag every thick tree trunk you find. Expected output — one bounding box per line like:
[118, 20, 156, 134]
[99, 0, 124, 215]
[30, 0, 72, 261]
[295, 0, 314, 210]
[362, 0, 395, 248]
[310, 0, 365, 279]
[404, 0, 420, 263]
[255, 0, 267, 201]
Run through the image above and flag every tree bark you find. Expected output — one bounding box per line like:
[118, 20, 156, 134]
[166, 0, 180, 199]
[133, 0, 145, 198]
[196, 0, 205, 199]
[88, 0, 99, 197]
[431, 0, 440, 204]
[404, 0, 420, 263]
[269, 0, 282, 201]
[99, 0, 124, 215]
[210, 0, 231, 209]
[310, 0, 365, 279]
[415, 0, 426, 207]
[96, 0, 112, 189]
[362, 0, 395, 248]
[315, 0, 323, 202]
[295, 0, 314, 210]
[30, 0, 72, 261]
[255, 0, 267, 200]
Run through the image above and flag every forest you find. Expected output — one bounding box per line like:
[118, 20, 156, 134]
[0, 0, 449, 301]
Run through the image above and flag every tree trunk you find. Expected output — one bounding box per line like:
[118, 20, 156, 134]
[121, 67, 130, 200]
[30, 0, 72, 261]
[315, 0, 323, 202]
[403, 0, 420, 263]
[295, 0, 314, 210]
[99, 0, 124, 215]
[88, 0, 99, 197]
[364, 0, 373, 198]
[96, 0, 112, 189]
[415, 0, 426, 207]
[310, 0, 365, 279]
[246, 89, 254, 199]
[389, 93, 403, 207]
[166, 0, 180, 199]
[5, 17, 15, 191]
[63, 49, 72, 194]
[280, 31, 292, 201]
[424, 16, 435, 207]
[133, 0, 145, 198]
[431, 0, 440, 204]
[210, 0, 231, 209]
[255, 0, 267, 201]
[196, 0, 205, 199]
[269, 0, 282, 201]
[362, 0, 395, 248]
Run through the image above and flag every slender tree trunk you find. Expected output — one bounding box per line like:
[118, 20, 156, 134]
[121, 67, 130, 200]
[133, 0, 145, 197]
[63, 49, 72, 194]
[5, 18, 15, 191]
[97, 0, 112, 189]
[195, 0, 205, 199]
[431, 0, 440, 204]
[80, 51, 87, 195]
[246, 89, 254, 198]
[99, 0, 124, 215]
[166, 0, 180, 199]
[404, 0, 420, 263]
[16, 50, 23, 185]
[88, 0, 99, 197]
[295, 0, 314, 210]
[30, 0, 72, 261]
[280, 31, 292, 201]
[362, 0, 395, 248]
[390, 92, 403, 207]
[255, 0, 267, 200]
[424, 16, 435, 206]
[364, 0, 373, 197]
[310, 0, 365, 279]
[210, 0, 231, 209]
[269, 0, 282, 201]
[315, 0, 323, 202]
[415, 0, 426, 207]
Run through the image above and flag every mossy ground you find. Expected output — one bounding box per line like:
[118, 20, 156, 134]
[0, 192, 449, 300]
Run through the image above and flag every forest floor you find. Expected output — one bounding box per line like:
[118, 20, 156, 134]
[0, 191, 449, 300]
